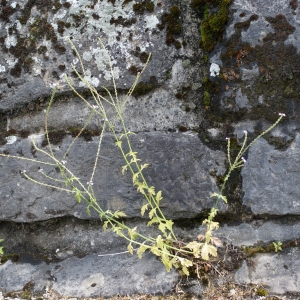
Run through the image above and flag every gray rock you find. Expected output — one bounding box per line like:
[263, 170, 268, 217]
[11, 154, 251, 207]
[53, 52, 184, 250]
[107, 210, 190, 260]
[242, 134, 300, 215]
[235, 248, 300, 294]
[0, 132, 226, 222]
[8, 88, 201, 134]
[0, 252, 178, 297]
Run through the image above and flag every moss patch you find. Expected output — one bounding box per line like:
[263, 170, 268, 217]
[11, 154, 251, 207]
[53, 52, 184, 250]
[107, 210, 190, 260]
[157, 5, 182, 49]
[133, 0, 154, 14]
[198, 0, 232, 52]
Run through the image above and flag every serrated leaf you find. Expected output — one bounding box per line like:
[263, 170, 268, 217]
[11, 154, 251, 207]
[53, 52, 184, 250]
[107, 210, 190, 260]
[149, 208, 156, 219]
[136, 181, 147, 194]
[150, 246, 161, 257]
[127, 243, 133, 255]
[182, 266, 189, 276]
[156, 235, 164, 249]
[121, 165, 128, 175]
[165, 220, 174, 232]
[162, 254, 172, 272]
[185, 241, 201, 258]
[201, 243, 217, 260]
[113, 210, 127, 218]
[156, 191, 163, 202]
[158, 222, 166, 235]
[141, 203, 149, 216]
[147, 186, 155, 196]
[75, 190, 81, 203]
[137, 243, 149, 259]
[147, 216, 160, 226]
[103, 221, 109, 232]
[140, 163, 149, 171]
[128, 227, 138, 240]
[132, 172, 139, 183]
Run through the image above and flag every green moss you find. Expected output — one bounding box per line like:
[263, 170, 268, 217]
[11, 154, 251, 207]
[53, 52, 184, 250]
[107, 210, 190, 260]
[21, 290, 32, 300]
[41, 130, 67, 147]
[190, 0, 221, 11]
[199, 0, 232, 52]
[133, 0, 154, 14]
[132, 82, 156, 97]
[158, 6, 182, 49]
[203, 91, 211, 106]
[234, 14, 258, 30]
[178, 125, 188, 132]
[110, 16, 137, 27]
[140, 51, 150, 63]
[68, 127, 101, 141]
[257, 288, 268, 296]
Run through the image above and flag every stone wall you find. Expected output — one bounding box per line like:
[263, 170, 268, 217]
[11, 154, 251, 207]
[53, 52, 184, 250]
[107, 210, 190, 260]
[0, 0, 299, 298]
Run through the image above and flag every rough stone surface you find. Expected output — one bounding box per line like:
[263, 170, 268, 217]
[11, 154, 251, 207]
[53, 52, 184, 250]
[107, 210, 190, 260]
[1, 0, 300, 297]
[0, 252, 178, 297]
[0, 131, 226, 222]
[242, 134, 300, 215]
[235, 248, 300, 294]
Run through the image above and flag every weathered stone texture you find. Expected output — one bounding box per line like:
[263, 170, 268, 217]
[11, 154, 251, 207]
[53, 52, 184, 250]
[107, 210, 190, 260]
[0, 132, 226, 222]
[242, 134, 300, 215]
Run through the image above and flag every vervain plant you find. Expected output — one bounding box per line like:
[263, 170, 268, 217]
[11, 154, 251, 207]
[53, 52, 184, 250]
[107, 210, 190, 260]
[0, 39, 285, 275]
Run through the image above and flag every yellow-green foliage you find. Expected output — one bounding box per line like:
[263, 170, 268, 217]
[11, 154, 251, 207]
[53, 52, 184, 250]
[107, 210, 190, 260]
[203, 91, 211, 106]
[199, 0, 232, 52]
[257, 287, 268, 296]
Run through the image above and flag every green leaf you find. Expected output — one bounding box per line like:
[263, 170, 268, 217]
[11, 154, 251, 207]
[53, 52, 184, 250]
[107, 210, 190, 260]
[132, 172, 139, 183]
[182, 266, 189, 276]
[103, 221, 109, 231]
[136, 181, 147, 194]
[184, 241, 201, 258]
[121, 165, 128, 175]
[140, 163, 149, 171]
[86, 205, 91, 216]
[137, 243, 149, 259]
[158, 222, 166, 235]
[141, 203, 149, 216]
[162, 254, 172, 272]
[0, 247, 3, 255]
[147, 186, 155, 196]
[150, 246, 161, 257]
[113, 210, 127, 218]
[210, 192, 219, 198]
[149, 208, 156, 219]
[201, 243, 217, 260]
[156, 190, 163, 202]
[75, 190, 81, 203]
[165, 220, 174, 233]
[156, 235, 164, 249]
[127, 243, 133, 255]
[127, 227, 138, 240]
[147, 216, 160, 226]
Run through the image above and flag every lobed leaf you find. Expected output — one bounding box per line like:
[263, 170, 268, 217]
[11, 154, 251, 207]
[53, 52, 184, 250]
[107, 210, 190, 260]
[127, 243, 134, 255]
[201, 243, 217, 260]
[140, 203, 149, 216]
